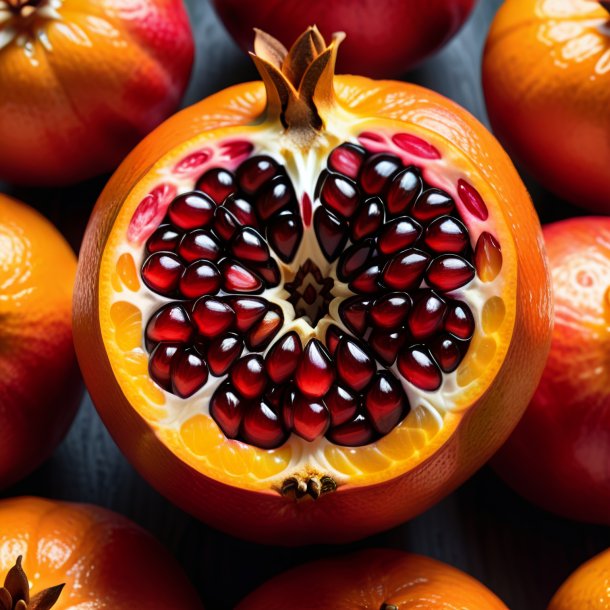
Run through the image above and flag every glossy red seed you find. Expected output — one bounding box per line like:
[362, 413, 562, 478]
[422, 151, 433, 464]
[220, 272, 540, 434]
[350, 197, 384, 242]
[314, 207, 348, 262]
[281, 387, 297, 430]
[457, 179, 488, 221]
[445, 302, 475, 339]
[327, 413, 374, 447]
[336, 338, 375, 392]
[141, 252, 184, 295]
[210, 382, 244, 438]
[359, 153, 401, 195]
[231, 227, 270, 263]
[268, 211, 302, 263]
[324, 385, 358, 427]
[213, 206, 240, 241]
[192, 296, 235, 337]
[365, 372, 406, 435]
[179, 260, 221, 298]
[145, 304, 194, 345]
[424, 216, 469, 253]
[207, 333, 243, 376]
[251, 258, 281, 287]
[327, 143, 366, 178]
[256, 176, 294, 220]
[219, 259, 263, 293]
[196, 168, 236, 204]
[171, 349, 209, 398]
[246, 306, 283, 350]
[411, 189, 454, 222]
[224, 195, 258, 228]
[168, 192, 216, 230]
[392, 133, 441, 160]
[228, 297, 268, 332]
[265, 384, 286, 411]
[230, 354, 267, 399]
[397, 346, 442, 391]
[146, 225, 181, 253]
[408, 291, 447, 340]
[349, 263, 383, 294]
[148, 343, 179, 390]
[339, 296, 370, 335]
[265, 331, 302, 383]
[430, 334, 463, 373]
[426, 255, 475, 292]
[325, 325, 344, 357]
[237, 155, 279, 194]
[382, 249, 430, 290]
[292, 397, 330, 442]
[369, 328, 405, 366]
[295, 339, 334, 398]
[371, 293, 411, 329]
[177, 230, 222, 263]
[378, 217, 422, 255]
[241, 401, 286, 449]
[386, 167, 422, 216]
[320, 174, 359, 219]
[338, 239, 374, 280]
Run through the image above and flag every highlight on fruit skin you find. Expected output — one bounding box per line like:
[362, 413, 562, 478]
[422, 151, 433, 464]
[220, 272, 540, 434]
[74, 25, 552, 545]
[483, 0, 610, 212]
[236, 548, 508, 610]
[0, 497, 204, 610]
[0, 0, 194, 186]
[548, 548, 610, 610]
[0, 194, 81, 490]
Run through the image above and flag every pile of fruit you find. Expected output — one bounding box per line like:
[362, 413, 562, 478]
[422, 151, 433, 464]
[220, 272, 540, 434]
[0, 0, 608, 607]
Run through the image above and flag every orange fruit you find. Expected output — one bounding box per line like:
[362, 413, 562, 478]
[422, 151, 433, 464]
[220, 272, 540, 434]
[0, 496, 203, 609]
[74, 28, 552, 544]
[0, 194, 80, 489]
[237, 548, 508, 609]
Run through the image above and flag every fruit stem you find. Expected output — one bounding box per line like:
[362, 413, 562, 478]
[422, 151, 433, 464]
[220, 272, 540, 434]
[380, 604, 398, 610]
[250, 27, 345, 147]
[5, 0, 42, 17]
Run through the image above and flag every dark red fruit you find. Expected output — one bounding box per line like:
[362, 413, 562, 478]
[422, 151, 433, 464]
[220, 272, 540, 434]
[237, 155, 279, 194]
[369, 328, 405, 365]
[210, 382, 244, 438]
[408, 291, 447, 340]
[324, 384, 359, 427]
[146, 225, 181, 253]
[231, 227, 270, 262]
[265, 332, 302, 383]
[339, 296, 370, 335]
[295, 339, 334, 398]
[207, 333, 244, 376]
[148, 343, 179, 389]
[338, 239, 375, 280]
[386, 167, 422, 215]
[444, 302, 474, 339]
[327, 413, 375, 447]
[358, 153, 401, 195]
[411, 189, 454, 222]
[196, 168, 236, 204]
[240, 401, 286, 449]
[228, 297, 268, 332]
[146, 303, 194, 345]
[365, 372, 406, 435]
[327, 143, 365, 179]
[314, 207, 348, 262]
[370, 293, 411, 329]
[424, 216, 468, 253]
[268, 211, 302, 262]
[430, 334, 462, 373]
[219, 259, 263, 293]
[350, 263, 383, 294]
[382, 249, 430, 290]
[178, 230, 222, 262]
[192, 297, 235, 337]
[350, 197, 384, 242]
[292, 395, 330, 442]
[257, 176, 294, 220]
[168, 192, 216, 230]
[378, 217, 422, 255]
[325, 325, 344, 357]
[230, 354, 267, 399]
[171, 349, 209, 398]
[398, 346, 442, 391]
[251, 258, 281, 286]
[246, 306, 283, 350]
[336, 338, 375, 392]
[213, 206, 240, 241]
[179, 260, 222, 298]
[141, 252, 184, 295]
[224, 195, 258, 228]
[320, 174, 359, 219]
[426, 255, 475, 291]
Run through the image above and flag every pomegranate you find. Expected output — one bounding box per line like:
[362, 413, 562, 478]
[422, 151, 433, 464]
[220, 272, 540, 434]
[74, 27, 552, 544]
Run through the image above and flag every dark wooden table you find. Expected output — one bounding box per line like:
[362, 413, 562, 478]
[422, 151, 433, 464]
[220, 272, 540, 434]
[1, 1, 607, 609]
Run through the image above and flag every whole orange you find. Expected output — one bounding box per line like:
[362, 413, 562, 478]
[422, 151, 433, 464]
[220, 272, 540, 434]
[0, 194, 80, 489]
[483, 0, 610, 212]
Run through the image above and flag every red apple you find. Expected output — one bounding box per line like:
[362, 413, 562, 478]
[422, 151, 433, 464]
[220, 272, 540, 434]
[211, 0, 476, 78]
[493, 217, 610, 523]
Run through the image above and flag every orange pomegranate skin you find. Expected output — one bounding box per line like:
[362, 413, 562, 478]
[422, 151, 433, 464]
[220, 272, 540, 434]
[0, 496, 203, 609]
[0, 0, 194, 186]
[74, 76, 552, 545]
[483, 0, 610, 212]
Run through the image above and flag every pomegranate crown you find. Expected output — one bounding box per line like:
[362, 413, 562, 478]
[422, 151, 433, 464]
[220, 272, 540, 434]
[250, 26, 345, 138]
[0, 557, 64, 610]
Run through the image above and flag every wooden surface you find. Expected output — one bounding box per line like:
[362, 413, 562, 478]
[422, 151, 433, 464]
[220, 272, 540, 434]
[1, 1, 607, 608]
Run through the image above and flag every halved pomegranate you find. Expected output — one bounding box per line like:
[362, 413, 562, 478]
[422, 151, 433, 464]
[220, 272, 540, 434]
[74, 28, 552, 545]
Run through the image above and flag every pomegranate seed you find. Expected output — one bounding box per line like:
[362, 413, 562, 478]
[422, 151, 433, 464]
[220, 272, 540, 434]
[386, 167, 422, 216]
[320, 173, 359, 219]
[338, 239, 375, 280]
[268, 210, 302, 263]
[265, 384, 286, 410]
[219, 259, 263, 293]
[408, 291, 447, 340]
[207, 333, 243, 376]
[339, 296, 370, 335]
[358, 153, 401, 195]
[282, 386, 297, 430]
[382, 249, 430, 290]
[231, 227, 270, 263]
[177, 230, 222, 263]
[325, 325, 344, 356]
[350, 263, 383, 294]
[237, 155, 279, 194]
[313, 207, 348, 262]
[426, 255, 475, 292]
[265, 331, 302, 383]
[397, 346, 442, 391]
[378, 217, 422, 255]
[411, 189, 454, 222]
[145, 303, 194, 345]
[369, 328, 405, 365]
[293, 397, 330, 442]
[221, 140, 254, 160]
[295, 339, 334, 398]
[141, 252, 184, 295]
[324, 384, 358, 427]
[256, 176, 294, 220]
[350, 197, 384, 242]
[246, 306, 283, 350]
[171, 349, 209, 398]
[336, 337, 375, 391]
[168, 192, 216, 230]
[327, 413, 375, 447]
[371, 293, 411, 329]
[251, 259, 281, 287]
[224, 195, 258, 228]
[228, 296, 268, 332]
[210, 382, 244, 438]
[474, 232, 503, 282]
[146, 225, 181, 253]
[365, 372, 406, 435]
[196, 168, 236, 204]
[213, 206, 240, 241]
[392, 133, 441, 160]
[230, 354, 267, 399]
[430, 334, 463, 373]
[148, 343, 179, 389]
[301, 192, 312, 226]
[445, 302, 475, 339]
[424, 216, 469, 253]
[457, 179, 488, 221]
[192, 296, 235, 337]
[327, 143, 366, 178]
[241, 401, 286, 449]
[179, 260, 221, 298]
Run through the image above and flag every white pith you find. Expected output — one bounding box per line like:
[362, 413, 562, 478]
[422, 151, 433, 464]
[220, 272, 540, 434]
[103, 118, 509, 487]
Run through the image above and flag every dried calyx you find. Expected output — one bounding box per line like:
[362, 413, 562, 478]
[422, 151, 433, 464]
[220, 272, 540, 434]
[601, 0, 610, 13]
[4, 0, 42, 17]
[0, 557, 64, 610]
